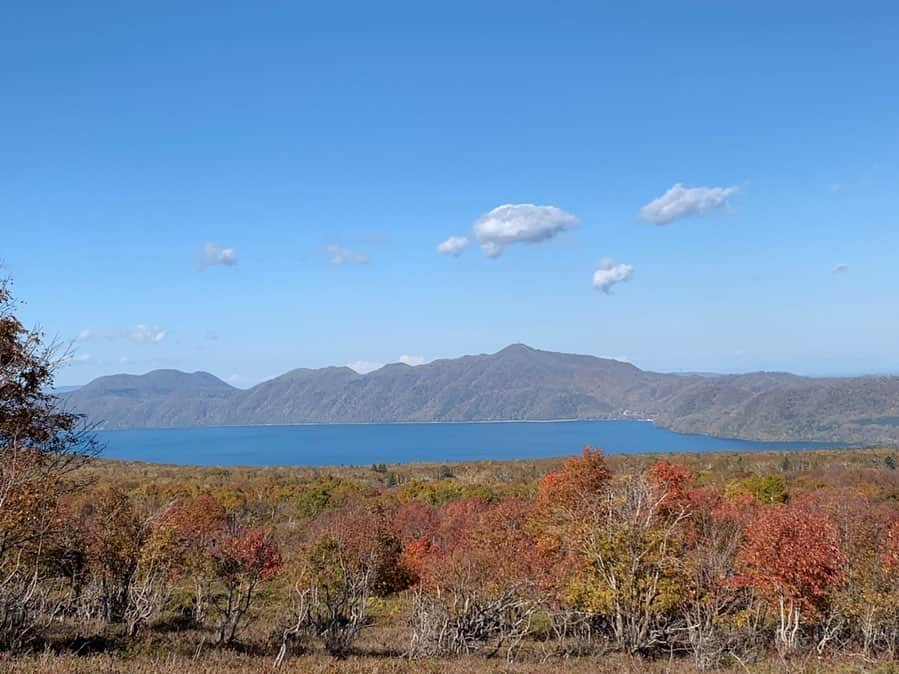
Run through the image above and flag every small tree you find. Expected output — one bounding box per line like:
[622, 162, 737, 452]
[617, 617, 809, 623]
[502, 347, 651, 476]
[574, 473, 691, 654]
[155, 494, 229, 625]
[277, 502, 408, 664]
[407, 498, 547, 661]
[71, 486, 144, 623]
[537, 446, 612, 519]
[680, 488, 755, 668]
[536, 454, 692, 655]
[792, 490, 898, 656]
[209, 527, 282, 645]
[736, 503, 845, 653]
[125, 521, 179, 637]
[0, 277, 98, 650]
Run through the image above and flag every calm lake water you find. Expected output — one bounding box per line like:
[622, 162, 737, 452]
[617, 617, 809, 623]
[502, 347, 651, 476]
[96, 420, 837, 466]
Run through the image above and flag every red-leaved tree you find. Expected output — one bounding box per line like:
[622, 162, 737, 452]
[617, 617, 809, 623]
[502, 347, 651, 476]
[210, 527, 282, 645]
[736, 504, 845, 652]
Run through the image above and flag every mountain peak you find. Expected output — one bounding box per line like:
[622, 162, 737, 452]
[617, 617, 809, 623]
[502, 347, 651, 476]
[495, 343, 537, 356]
[79, 369, 235, 395]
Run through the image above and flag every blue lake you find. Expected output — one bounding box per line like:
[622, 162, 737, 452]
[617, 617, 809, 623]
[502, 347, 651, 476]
[96, 420, 838, 466]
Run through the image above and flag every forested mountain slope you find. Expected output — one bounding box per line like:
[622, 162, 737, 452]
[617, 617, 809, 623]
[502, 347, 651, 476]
[65, 345, 899, 444]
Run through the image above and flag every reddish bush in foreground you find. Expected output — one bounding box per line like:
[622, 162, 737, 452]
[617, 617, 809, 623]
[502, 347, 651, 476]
[736, 504, 845, 651]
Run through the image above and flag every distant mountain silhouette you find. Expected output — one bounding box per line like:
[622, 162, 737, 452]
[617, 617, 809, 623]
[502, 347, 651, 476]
[64, 344, 899, 445]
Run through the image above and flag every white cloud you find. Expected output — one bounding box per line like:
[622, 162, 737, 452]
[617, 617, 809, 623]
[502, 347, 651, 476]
[77, 325, 167, 344]
[600, 354, 630, 363]
[832, 263, 849, 273]
[437, 236, 469, 257]
[592, 258, 634, 294]
[67, 352, 92, 364]
[128, 324, 167, 344]
[640, 183, 738, 225]
[346, 360, 383, 374]
[325, 245, 369, 266]
[830, 183, 844, 193]
[472, 204, 579, 258]
[195, 242, 239, 269]
[399, 354, 426, 366]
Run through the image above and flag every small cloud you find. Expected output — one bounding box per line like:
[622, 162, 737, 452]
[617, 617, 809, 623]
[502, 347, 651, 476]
[473, 204, 579, 258]
[77, 326, 166, 344]
[66, 352, 92, 364]
[399, 354, 426, 366]
[832, 263, 849, 273]
[593, 258, 634, 294]
[129, 324, 167, 344]
[346, 360, 383, 374]
[640, 183, 738, 225]
[226, 374, 247, 386]
[600, 354, 630, 363]
[830, 183, 844, 193]
[195, 242, 239, 269]
[205, 330, 219, 341]
[325, 245, 369, 266]
[437, 236, 469, 257]
[119, 356, 129, 364]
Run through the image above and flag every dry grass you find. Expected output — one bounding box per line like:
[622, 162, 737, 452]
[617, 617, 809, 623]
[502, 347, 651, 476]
[3, 651, 898, 674]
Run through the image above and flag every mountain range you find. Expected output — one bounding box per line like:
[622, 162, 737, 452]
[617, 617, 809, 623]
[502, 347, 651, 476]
[64, 344, 899, 445]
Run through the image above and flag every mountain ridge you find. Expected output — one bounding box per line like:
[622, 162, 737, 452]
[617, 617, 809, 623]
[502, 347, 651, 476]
[64, 345, 899, 445]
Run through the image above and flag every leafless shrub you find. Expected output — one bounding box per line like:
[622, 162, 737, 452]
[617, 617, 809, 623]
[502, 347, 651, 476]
[408, 586, 539, 661]
[545, 610, 610, 658]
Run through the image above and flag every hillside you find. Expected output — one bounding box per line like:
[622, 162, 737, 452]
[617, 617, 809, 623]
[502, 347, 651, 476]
[64, 344, 899, 444]
[68, 369, 240, 429]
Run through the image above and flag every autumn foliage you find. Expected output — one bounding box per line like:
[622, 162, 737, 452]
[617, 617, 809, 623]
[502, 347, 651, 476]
[5, 280, 899, 667]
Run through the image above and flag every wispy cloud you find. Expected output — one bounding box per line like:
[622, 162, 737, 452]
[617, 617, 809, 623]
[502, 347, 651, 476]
[436, 236, 469, 257]
[472, 204, 579, 258]
[592, 258, 634, 294]
[346, 360, 383, 374]
[832, 263, 849, 273]
[325, 245, 369, 266]
[347, 354, 427, 372]
[77, 325, 168, 344]
[195, 242, 239, 269]
[640, 183, 738, 225]
[129, 324, 167, 343]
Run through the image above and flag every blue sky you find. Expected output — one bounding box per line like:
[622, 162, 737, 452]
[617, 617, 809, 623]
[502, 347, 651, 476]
[4, 2, 899, 386]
